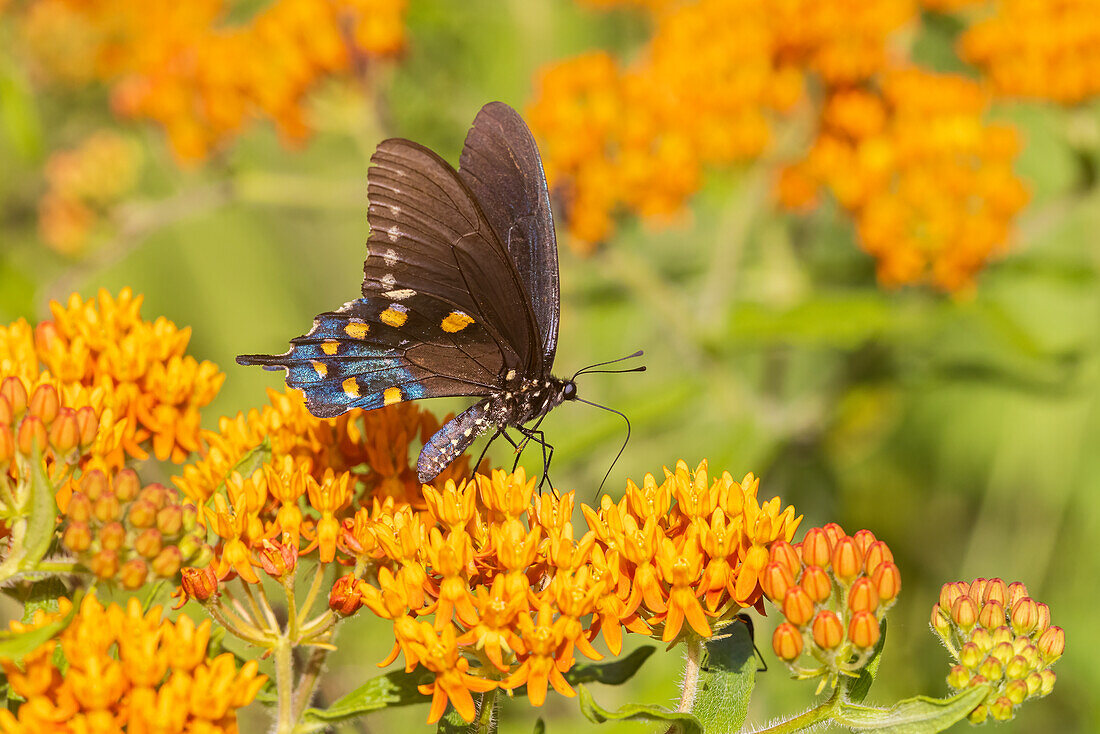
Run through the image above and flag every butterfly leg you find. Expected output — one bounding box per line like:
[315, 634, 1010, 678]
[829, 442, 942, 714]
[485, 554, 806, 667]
[469, 427, 505, 478]
[514, 424, 555, 493]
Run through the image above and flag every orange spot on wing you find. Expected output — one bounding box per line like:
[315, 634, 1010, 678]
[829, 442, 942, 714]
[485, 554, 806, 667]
[342, 377, 360, 397]
[322, 341, 340, 356]
[311, 361, 328, 378]
[383, 387, 402, 405]
[380, 307, 408, 328]
[344, 321, 369, 339]
[441, 311, 474, 333]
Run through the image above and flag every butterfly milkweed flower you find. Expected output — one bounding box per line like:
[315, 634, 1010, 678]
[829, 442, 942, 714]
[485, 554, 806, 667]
[931, 578, 1063, 724]
[15, 0, 409, 162]
[0, 595, 266, 734]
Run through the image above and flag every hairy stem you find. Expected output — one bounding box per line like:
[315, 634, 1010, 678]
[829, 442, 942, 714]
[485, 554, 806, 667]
[274, 636, 295, 734]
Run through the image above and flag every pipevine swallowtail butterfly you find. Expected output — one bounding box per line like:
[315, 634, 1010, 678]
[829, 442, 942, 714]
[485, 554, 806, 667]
[238, 102, 637, 484]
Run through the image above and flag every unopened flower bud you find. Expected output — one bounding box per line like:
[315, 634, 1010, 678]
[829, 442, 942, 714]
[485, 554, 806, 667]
[947, 664, 970, 690]
[114, 470, 141, 501]
[180, 566, 219, 603]
[82, 470, 108, 500]
[939, 581, 964, 611]
[0, 397, 11, 426]
[848, 577, 879, 614]
[1006, 581, 1029, 608]
[971, 627, 993, 653]
[177, 532, 205, 561]
[99, 521, 126, 550]
[151, 546, 183, 577]
[1038, 668, 1056, 697]
[1005, 655, 1030, 680]
[801, 528, 832, 567]
[329, 574, 364, 616]
[959, 641, 983, 669]
[769, 540, 801, 578]
[181, 504, 199, 531]
[1010, 597, 1038, 635]
[17, 415, 47, 455]
[979, 656, 1004, 682]
[48, 408, 79, 455]
[156, 505, 183, 535]
[0, 377, 28, 416]
[863, 540, 893, 576]
[258, 540, 298, 579]
[968, 704, 989, 724]
[871, 561, 901, 605]
[1035, 602, 1051, 633]
[134, 528, 163, 558]
[812, 610, 844, 650]
[760, 561, 795, 601]
[831, 536, 862, 584]
[1004, 679, 1028, 705]
[75, 406, 98, 448]
[822, 522, 845, 546]
[89, 549, 119, 579]
[978, 599, 1005, 630]
[119, 558, 149, 590]
[772, 622, 803, 661]
[931, 603, 951, 636]
[93, 492, 121, 523]
[782, 586, 815, 627]
[66, 492, 92, 522]
[127, 499, 157, 528]
[800, 564, 832, 603]
[27, 384, 60, 424]
[849, 610, 881, 650]
[990, 641, 1014, 666]
[1025, 671, 1043, 697]
[852, 528, 877, 555]
[62, 521, 92, 552]
[983, 578, 1008, 607]
[1036, 626, 1064, 664]
[968, 578, 988, 603]
[952, 595, 979, 632]
[988, 696, 1014, 721]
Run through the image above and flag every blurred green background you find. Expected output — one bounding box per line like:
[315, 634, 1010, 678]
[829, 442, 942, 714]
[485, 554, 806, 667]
[2, 1, 1097, 732]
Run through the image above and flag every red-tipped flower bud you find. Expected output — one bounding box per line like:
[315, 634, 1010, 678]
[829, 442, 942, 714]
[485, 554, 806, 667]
[871, 561, 901, 604]
[848, 577, 879, 614]
[180, 566, 219, 603]
[82, 470, 108, 500]
[978, 599, 1006, 630]
[849, 610, 881, 649]
[151, 546, 183, 577]
[134, 528, 163, 558]
[863, 540, 894, 576]
[822, 522, 846, 546]
[800, 564, 832, 603]
[27, 384, 60, 424]
[801, 528, 832, 568]
[1010, 597, 1039, 635]
[852, 528, 877, 555]
[99, 521, 126, 550]
[1037, 626, 1064, 664]
[17, 415, 47, 455]
[48, 408, 80, 455]
[952, 595, 979, 632]
[782, 586, 815, 627]
[760, 561, 795, 602]
[772, 622, 803, 661]
[75, 406, 98, 448]
[258, 540, 298, 579]
[329, 574, 364, 616]
[119, 558, 149, 590]
[114, 470, 141, 501]
[62, 521, 92, 552]
[769, 540, 802, 578]
[983, 578, 1008, 607]
[812, 610, 844, 650]
[0, 377, 28, 416]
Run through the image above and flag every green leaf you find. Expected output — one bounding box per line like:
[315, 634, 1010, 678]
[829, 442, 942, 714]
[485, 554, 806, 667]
[300, 667, 431, 726]
[835, 685, 991, 733]
[565, 645, 654, 686]
[0, 591, 79, 663]
[20, 442, 60, 573]
[532, 717, 545, 734]
[691, 618, 758, 732]
[435, 706, 470, 734]
[20, 579, 68, 623]
[576, 684, 703, 734]
[844, 618, 887, 704]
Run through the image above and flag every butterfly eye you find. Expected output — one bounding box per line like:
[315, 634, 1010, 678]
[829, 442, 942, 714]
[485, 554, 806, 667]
[562, 381, 577, 400]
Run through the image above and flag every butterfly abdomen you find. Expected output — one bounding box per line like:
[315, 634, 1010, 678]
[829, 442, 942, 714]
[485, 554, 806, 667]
[418, 399, 494, 483]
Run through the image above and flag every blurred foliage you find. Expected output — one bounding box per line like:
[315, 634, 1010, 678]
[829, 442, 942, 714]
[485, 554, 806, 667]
[1, 0, 1098, 732]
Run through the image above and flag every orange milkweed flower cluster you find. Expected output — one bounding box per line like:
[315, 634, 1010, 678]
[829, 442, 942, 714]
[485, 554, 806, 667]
[931, 577, 1063, 724]
[0, 595, 267, 734]
[763, 523, 900, 690]
[528, 0, 917, 250]
[20, 288, 225, 466]
[959, 0, 1100, 105]
[37, 130, 143, 256]
[777, 69, 1030, 291]
[333, 460, 800, 723]
[15, 0, 409, 162]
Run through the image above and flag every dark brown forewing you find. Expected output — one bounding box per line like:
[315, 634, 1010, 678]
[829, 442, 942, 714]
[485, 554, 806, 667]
[458, 102, 560, 371]
[363, 137, 542, 375]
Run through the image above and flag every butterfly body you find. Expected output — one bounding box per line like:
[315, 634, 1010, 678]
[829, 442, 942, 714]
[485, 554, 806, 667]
[239, 102, 577, 483]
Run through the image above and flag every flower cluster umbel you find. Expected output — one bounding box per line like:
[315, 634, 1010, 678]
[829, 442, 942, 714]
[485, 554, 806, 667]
[931, 578, 1063, 724]
[763, 523, 901, 692]
[0, 595, 266, 734]
[325, 461, 801, 723]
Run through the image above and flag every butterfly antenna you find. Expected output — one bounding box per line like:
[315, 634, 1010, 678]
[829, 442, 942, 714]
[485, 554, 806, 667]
[572, 350, 645, 380]
[576, 398, 632, 498]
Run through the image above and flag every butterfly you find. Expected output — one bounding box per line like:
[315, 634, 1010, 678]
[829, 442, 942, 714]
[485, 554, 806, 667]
[239, 101, 609, 484]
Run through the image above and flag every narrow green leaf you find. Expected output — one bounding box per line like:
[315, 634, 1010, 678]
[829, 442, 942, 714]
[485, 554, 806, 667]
[844, 618, 887, 704]
[691, 617, 757, 732]
[0, 591, 79, 663]
[565, 645, 654, 686]
[835, 685, 991, 733]
[576, 684, 703, 734]
[532, 717, 546, 734]
[301, 668, 431, 723]
[20, 443, 59, 572]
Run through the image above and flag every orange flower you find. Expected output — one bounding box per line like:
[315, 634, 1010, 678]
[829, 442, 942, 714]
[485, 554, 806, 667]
[415, 623, 497, 724]
[501, 604, 575, 707]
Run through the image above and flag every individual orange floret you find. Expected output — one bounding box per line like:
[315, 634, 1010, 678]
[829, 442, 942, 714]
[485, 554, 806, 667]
[0, 594, 266, 734]
[960, 0, 1100, 105]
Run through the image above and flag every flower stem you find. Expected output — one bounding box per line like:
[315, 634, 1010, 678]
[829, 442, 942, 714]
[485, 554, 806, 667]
[475, 688, 498, 734]
[291, 645, 330, 721]
[676, 636, 704, 713]
[296, 563, 327, 629]
[274, 635, 295, 734]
